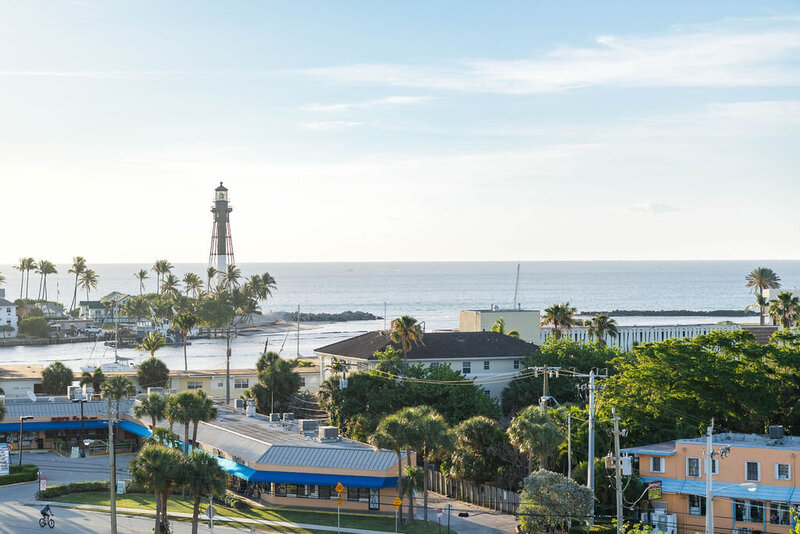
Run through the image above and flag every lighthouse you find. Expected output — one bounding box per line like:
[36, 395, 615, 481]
[209, 182, 235, 274]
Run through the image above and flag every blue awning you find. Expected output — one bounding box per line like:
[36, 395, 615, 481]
[119, 420, 152, 438]
[216, 457, 398, 489]
[641, 477, 795, 502]
[0, 421, 108, 432]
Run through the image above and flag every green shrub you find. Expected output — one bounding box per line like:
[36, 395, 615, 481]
[36, 481, 109, 499]
[0, 464, 39, 486]
[220, 490, 250, 510]
[18, 317, 50, 338]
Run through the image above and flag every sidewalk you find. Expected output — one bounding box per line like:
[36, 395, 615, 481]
[419, 492, 519, 534]
[31, 501, 398, 534]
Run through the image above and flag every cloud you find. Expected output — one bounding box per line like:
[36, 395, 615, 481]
[296, 18, 800, 94]
[625, 202, 683, 215]
[296, 121, 366, 131]
[300, 96, 435, 112]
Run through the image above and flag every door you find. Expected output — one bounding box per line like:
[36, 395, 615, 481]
[369, 488, 380, 510]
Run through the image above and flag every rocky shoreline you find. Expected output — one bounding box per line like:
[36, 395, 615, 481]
[585, 309, 758, 317]
[284, 310, 381, 322]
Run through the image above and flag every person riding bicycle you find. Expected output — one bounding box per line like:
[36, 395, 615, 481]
[40, 505, 52, 520]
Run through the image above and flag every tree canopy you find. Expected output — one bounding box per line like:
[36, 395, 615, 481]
[138, 356, 170, 390]
[41, 361, 74, 395]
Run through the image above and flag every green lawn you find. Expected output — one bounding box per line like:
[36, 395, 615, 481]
[50, 492, 453, 534]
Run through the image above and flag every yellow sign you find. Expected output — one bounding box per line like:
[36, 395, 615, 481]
[337, 497, 342, 506]
[393, 497, 402, 509]
[335, 482, 344, 494]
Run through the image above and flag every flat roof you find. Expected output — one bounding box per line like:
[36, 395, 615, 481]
[623, 432, 800, 455]
[104, 366, 319, 379]
[2, 397, 134, 419]
[168, 407, 403, 472]
[0, 364, 44, 380]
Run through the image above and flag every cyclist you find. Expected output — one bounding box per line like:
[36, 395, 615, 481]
[40, 504, 52, 521]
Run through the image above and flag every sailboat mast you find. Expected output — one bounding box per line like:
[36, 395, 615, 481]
[513, 263, 520, 309]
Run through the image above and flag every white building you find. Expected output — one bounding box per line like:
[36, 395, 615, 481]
[540, 323, 742, 351]
[315, 330, 539, 399]
[0, 290, 18, 337]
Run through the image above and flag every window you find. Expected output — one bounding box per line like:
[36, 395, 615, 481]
[299, 377, 306, 387]
[734, 500, 764, 523]
[369, 488, 380, 510]
[462, 362, 471, 374]
[711, 458, 718, 475]
[296, 484, 308, 498]
[187, 381, 203, 390]
[217, 382, 224, 388]
[483, 361, 490, 371]
[318, 485, 332, 500]
[275, 483, 287, 497]
[286, 484, 298, 498]
[776, 463, 791, 480]
[686, 457, 701, 478]
[650, 457, 664, 473]
[484, 390, 491, 396]
[689, 495, 706, 516]
[513, 360, 520, 370]
[234, 378, 249, 389]
[347, 487, 370, 502]
[745, 461, 761, 482]
[430, 362, 440, 369]
[770, 503, 791, 525]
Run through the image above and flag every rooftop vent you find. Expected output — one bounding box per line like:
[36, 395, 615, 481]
[769, 425, 785, 440]
[245, 398, 256, 417]
[282, 413, 295, 422]
[298, 419, 319, 435]
[147, 387, 164, 396]
[234, 399, 245, 410]
[268, 413, 281, 423]
[318, 426, 339, 441]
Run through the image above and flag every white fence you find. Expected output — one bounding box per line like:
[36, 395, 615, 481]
[540, 323, 741, 351]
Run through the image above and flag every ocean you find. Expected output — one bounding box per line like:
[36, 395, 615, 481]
[1, 260, 798, 372]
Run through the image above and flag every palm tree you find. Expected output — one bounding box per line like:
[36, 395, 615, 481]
[78, 269, 99, 304]
[172, 312, 199, 371]
[20, 258, 36, 299]
[183, 450, 227, 534]
[370, 414, 409, 525]
[541, 302, 577, 340]
[130, 443, 183, 534]
[138, 332, 167, 358]
[769, 291, 800, 329]
[101, 375, 136, 416]
[166, 391, 196, 455]
[122, 296, 150, 325]
[390, 315, 424, 375]
[746, 267, 782, 326]
[36, 260, 57, 301]
[0, 271, 4, 288]
[587, 313, 618, 346]
[189, 390, 217, 451]
[507, 405, 565, 474]
[222, 264, 242, 290]
[491, 317, 520, 338]
[14, 258, 28, 299]
[182, 273, 203, 298]
[68, 256, 87, 312]
[134, 392, 167, 428]
[404, 406, 452, 524]
[152, 260, 174, 295]
[205, 267, 218, 293]
[160, 273, 181, 298]
[135, 269, 149, 295]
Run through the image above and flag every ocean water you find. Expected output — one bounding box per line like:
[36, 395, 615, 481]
[1, 260, 799, 372]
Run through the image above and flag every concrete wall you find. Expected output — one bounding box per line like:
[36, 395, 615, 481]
[459, 310, 541, 343]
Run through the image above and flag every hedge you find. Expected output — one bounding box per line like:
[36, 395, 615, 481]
[0, 464, 39, 486]
[37, 481, 109, 499]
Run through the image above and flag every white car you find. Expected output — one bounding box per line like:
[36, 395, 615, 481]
[85, 327, 102, 334]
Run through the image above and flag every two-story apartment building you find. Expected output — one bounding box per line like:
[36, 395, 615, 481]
[623, 428, 800, 534]
[315, 330, 539, 398]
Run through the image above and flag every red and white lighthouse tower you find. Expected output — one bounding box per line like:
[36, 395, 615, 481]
[209, 182, 235, 273]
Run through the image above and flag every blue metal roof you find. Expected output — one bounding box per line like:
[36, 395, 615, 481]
[216, 457, 398, 489]
[641, 477, 795, 502]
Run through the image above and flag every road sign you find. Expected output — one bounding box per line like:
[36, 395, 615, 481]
[205, 505, 216, 519]
[335, 482, 344, 494]
[647, 481, 662, 500]
[337, 497, 342, 506]
[393, 497, 402, 509]
[40, 477, 47, 491]
[437, 508, 443, 519]
[0, 444, 9, 476]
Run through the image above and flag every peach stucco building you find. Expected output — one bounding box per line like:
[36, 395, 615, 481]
[624, 428, 800, 534]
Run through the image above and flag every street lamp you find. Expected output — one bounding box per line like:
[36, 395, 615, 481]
[18, 416, 33, 467]
[72, 398, 87, 457]
[84, 437, 117, 534]
[706, 481, 756, 534]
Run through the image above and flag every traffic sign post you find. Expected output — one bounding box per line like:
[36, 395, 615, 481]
[336, 482, 344, 533]
[437, 508, 443, 534]
[394, 496, 402, 533]
[446, 503, 453, 533]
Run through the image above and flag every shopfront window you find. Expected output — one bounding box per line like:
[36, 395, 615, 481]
[771, 503, 790, 525]
[275, 484, 287, 497]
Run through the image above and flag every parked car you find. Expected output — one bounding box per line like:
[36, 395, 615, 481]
[85, 327, 102, 334]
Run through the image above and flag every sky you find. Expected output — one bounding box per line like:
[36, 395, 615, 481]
[1, 1, 799, 263]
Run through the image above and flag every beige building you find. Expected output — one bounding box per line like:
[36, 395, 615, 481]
[0, 364, 45, 396]
[460, 309, 541, 343]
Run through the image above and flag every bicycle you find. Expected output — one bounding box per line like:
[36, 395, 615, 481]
[38, 515, 55, 528]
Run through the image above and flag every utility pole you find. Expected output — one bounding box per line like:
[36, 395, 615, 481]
[567, 412, 572, 479]
[225, 326, 232, 405]
[612, 408, 623, 534]
[587, 370, 596, 493]
[706, 419, 714, 534]
[107, 396, 117, 534]
[540, 365, 549, 414]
